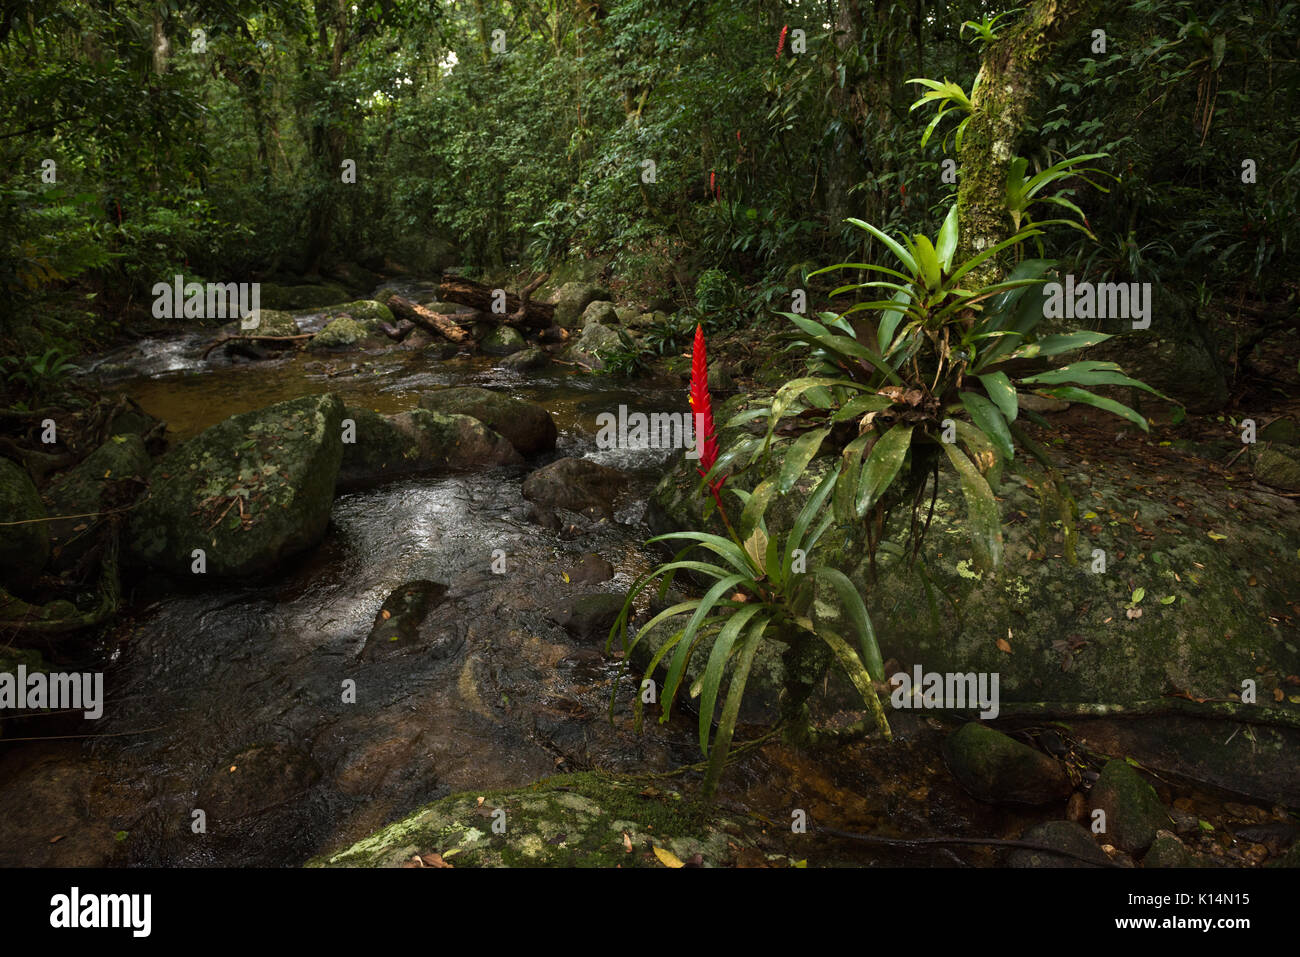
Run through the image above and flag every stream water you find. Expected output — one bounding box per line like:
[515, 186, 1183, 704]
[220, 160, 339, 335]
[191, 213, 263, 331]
[1, 283, 1275, 868]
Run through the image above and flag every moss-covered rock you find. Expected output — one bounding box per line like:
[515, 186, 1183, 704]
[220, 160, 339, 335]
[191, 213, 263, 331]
[337, 407, 521, 488]
[307, 772, 753, 868]
[259, 282, 351, 311]
[522, 457, 627, 520]
[1090, 759, 1172, 855]
[498, 346, 550, 372]
[943, 722, 1072, 806]
[1143, 830, 1195, 867]
[321, 299, 394, 326]
[566, 322, 623, 370]
[550, 281, 613, 329]
[127, 394, 344, 578]
[1255, 447, 1300, 491]
[1006, 821, 1111, 868]
[1259, 417, 1300, 447]
[0, 457, 48, 588]
[580, 300, 619, 327]
[480, 325, 527, 356]
[44, 434, 152, 570]
[418, 386, 557, 455]
[308, 316, 374, 349]
[247, 309, 299, 338]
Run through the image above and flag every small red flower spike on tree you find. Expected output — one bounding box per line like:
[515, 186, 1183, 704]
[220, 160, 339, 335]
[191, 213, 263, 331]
[776, 24, 789, 59]
[689, 323, 724, 503]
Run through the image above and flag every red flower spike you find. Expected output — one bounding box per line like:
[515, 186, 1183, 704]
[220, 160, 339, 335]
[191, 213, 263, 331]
[776, 24, 789, 59]
[689, 324, 724, 499]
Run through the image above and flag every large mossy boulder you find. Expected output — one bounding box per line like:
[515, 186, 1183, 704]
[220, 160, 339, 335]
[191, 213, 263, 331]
[321, 299, 394, 325]
[567, 322, 623, 370]
[1255, 447, 1300, 491]
[480, 325, 527, 356]
[550, 281, 613, 329]
[337, 407, 521, 488]
[44, 434, 152, 569]
[128, 394, 344, 578]
[1090, 758, 1172, 855]
[522, 457, 627, 520]
[307, 772, 753, 868]
[246, 309, 299, 338]
[308, 316, 375, 350]
[418, 386, 557, 455]
[259, 282, 351, 311]
[0, 457, 48, 588]
[580, 300, 619, 328]
[943, 723, 1072, 806]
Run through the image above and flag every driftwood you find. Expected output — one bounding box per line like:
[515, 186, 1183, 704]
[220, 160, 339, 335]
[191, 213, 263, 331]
[436, 274, 554, 330]
[384, 295, 470, 343]
[201, 333, 313, 360]
[378, 320, 416, 342]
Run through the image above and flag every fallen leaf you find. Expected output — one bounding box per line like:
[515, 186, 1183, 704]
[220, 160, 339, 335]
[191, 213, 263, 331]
[1274, 688, 1285, 703]
[420, 852, 453, 868]
[996, 638, 1012, 654]
[1208, 532, 1227, 541]
[381, 609, 391, 620]
[653, 845, 685, 868]
[622, 831, 633, 853]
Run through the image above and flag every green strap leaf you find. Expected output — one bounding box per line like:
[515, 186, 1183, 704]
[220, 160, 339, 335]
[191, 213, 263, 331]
[811, 566, 884, 680]
[779, 427, 831, 493]
[856, 423, 914, 517]
[958, 391, 1015, 463]
[976, 371, 1018, 422]
[941, 441, 1003, 571]
[1040, 386, 1151, 432]
[702, 615, 769, 798]
[696, 604, 764, 754]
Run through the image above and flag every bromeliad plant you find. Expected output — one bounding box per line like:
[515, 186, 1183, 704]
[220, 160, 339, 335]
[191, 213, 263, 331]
[608, 325, 890, 799]
[750, 203, 1168, 576]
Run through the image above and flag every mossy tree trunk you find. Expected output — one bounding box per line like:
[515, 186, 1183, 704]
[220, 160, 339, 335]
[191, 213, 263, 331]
[956, 0, 1101, 287]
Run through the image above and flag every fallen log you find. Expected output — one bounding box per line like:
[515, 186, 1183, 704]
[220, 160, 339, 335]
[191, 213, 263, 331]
[385, 295, 471, 343]
[437, 276, 554, 329]
[201, 333, 313, 360]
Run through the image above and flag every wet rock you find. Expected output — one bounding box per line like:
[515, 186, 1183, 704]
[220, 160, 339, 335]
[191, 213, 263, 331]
[246, 308, 299, 338]
[1255, 447, 1300, 491]
[308, 771, 754, 868]
[1259, 417, 1300, 446]
[551, 281, 613, 329]
[567, 322, 623, 371]
[364, 580, 448, 656]
[419, 386, 557, 455]
[942, 722, 1072, 806]
[1269, 840, 1300, 868]
[309, 315, 378, 350]
[480, 324, 527, 356]
[259, 281, 351, 310]
[522, 457, 627, 520]
[44, 433, 152, 570]
[1006, 821, 1112, 868]
[1090, 759, 1172, 855]
[0, 457, 48, 588]
[1143, 830, 1194, 867]
[564, 553, 615, 584]
[499, 346, 550, 372]
[555, 592, 627, 643]
[128, 394, 344, 578]
[1019, 393, 1071, 414]
[0, 751, 129, 866]
[337, 407, 521, 488]
[707, 361, 735, 393]
[580, 300, 619, 327]
[197, 743, 321, 823]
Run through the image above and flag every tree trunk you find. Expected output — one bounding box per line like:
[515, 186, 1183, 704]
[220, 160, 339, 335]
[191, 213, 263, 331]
[435, 278, 555, 329]
[384, 296, 471, 343]
[956, 0, 1101, 287]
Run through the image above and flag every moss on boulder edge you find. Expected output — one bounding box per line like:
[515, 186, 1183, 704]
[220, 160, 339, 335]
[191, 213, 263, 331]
[307, 772, 755, 868]
[128, 394, 344, 578]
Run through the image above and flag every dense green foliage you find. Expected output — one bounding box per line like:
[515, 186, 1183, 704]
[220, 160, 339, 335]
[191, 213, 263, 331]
[3, 0, 1296, 356]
